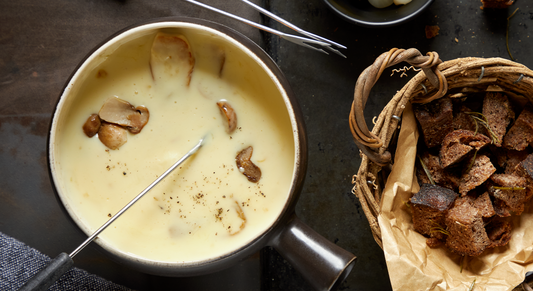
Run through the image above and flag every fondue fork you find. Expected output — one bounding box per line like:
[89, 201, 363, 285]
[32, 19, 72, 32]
[185, 0, 336, 55]
[18, 137, 206, 291]
[240, 0, 347, 58]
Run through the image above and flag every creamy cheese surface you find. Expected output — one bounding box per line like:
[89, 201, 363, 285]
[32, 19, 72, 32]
[53, 28, 295, 263]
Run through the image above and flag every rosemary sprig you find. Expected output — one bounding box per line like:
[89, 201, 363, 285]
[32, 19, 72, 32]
[429, 220, 450, 236]
[507, 8, 519, 61]
[471, 116, 500, 143]
[474, 116, 479, 136]
[466, 150, 478, 174]
[455, 221, 468, 228]
[468, 278, 476, 291]
[466, 111, 486, 120]
[417, 155, 435, 185]
[493, 186, 526, 191]
[430, 225, 450, 236]
[465, 112, 500, 144]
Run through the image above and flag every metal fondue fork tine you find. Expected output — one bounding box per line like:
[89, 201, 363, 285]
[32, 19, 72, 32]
[240, 0, 347, 58]
[18, 137, 206, 291]
[184, 0, 332, 55]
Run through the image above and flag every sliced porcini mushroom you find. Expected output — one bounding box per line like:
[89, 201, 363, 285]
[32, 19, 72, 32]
[215, 50, 226, 77]
[217, 101, 237, 133]
[236, 146, 261, 183]
[98, 96, 149, 134]
[82, 114, 101, 137]
[129, 105, 150, 134]
[98, 122, 127, 150]
[150, 32, 195, 86]
[206, 45, 226, 77]
[229, 201, 246, 236]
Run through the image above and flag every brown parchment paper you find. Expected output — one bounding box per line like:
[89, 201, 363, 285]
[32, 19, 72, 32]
[378, 102, 533, 291]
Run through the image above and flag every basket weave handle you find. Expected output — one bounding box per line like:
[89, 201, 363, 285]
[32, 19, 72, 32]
[349, 48, 448, 166]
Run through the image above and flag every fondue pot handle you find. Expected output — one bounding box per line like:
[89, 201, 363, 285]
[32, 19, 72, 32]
[271, 215, 356, 291]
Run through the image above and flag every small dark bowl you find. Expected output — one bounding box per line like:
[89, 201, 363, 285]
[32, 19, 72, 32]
[323, 0, 434, 27]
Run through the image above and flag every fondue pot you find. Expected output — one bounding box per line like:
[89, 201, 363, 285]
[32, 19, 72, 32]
[48, 17, 356, 291]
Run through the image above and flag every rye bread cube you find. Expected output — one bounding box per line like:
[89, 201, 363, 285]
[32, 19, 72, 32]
[416, 151, 460, 191]
[452, 192, 495, 218]
[445, 201, 490, 256]
[439, 130, 492, 169]
[414, 97, 453, 148]
[482, 92, 515, 147]
[411, 184, 459, 240]
[490, 173, 532, 215]
[459, 155, 496, 195]
[503, 103, 533, 151]
[493, 148, 531, 175]
[515, 152, 533, 183]
[486, 219, 512, 249]
[453, 105, 477, 132]
[473, 192, 496, 218]
[493, 198, 512, 217]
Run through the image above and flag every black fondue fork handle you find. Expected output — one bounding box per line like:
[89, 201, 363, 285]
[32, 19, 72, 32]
[18, 252, 74, 291]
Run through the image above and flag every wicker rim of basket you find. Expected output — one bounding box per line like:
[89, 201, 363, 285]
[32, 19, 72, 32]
[349, 48, 533, 248]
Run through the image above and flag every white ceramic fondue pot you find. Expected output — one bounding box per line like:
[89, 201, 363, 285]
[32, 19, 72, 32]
[48, 17, 356, 291]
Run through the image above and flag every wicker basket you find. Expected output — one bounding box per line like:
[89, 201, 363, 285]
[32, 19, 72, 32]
[349, 48, 533, 249]
[349, 48, 533, 290]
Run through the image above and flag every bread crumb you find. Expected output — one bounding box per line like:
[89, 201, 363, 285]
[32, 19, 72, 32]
[425, 25, 440, 39]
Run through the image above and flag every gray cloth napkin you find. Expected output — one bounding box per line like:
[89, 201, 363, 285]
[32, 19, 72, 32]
[0, 232, 132, 291]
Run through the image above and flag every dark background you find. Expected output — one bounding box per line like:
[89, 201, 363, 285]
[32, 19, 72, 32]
[1, 0, 532, 290]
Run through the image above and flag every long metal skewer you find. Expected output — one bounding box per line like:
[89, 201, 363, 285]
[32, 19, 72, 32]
[240, 0, 347, 58]
[185, 0, 334, 55]
[70, 137, 205, 257]
[19, 137, 205, 291]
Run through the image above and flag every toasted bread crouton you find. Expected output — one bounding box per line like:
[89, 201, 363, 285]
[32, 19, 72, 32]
[416, 151, 460, 191]
[411, 184, 459, 240]
[414, 97, 454, 148]
[440, 130, 492, 169]
[489, 174, 530, 215]
[503, 104, 533, 151]
[482, 93, 515, 147]
[426, 237, 444, 248]
[459, 155, 496, 195]
[515, 153, 533, 184]
[493, 198, 512, 217]
[493, 148, 531, 174]
[474, 192, 496, 218]
[445, 201, 490, 256]
[486, 219, 512, 249]
[453, 105, 477, 132]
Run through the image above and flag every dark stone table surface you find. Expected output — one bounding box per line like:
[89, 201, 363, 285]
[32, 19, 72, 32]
[1, 0, 532, 290]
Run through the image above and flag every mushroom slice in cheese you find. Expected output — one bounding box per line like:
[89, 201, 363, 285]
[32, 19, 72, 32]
[98, 122, 128, 150]
[150, 32, 195, 87]
[217, 100, 237, 133]
[98, 96, 149, 134]
[236, 146, 262, 183]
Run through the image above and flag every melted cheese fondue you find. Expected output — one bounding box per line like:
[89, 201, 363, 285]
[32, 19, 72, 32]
[53, 28, 295, 263]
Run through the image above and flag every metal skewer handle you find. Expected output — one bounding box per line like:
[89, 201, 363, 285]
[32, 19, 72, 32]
[185, 0, 334, 54]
